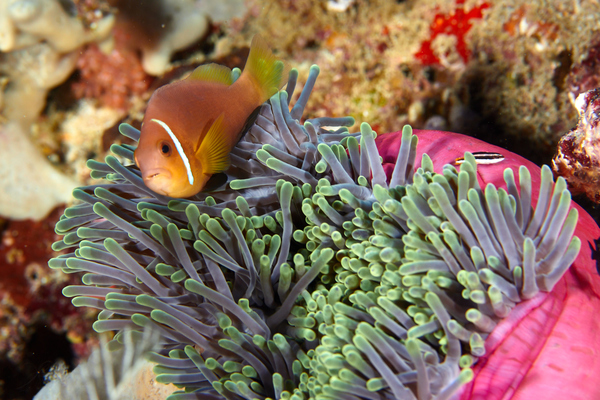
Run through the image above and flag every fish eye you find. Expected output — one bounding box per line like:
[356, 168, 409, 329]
[159, 141, 172, 156]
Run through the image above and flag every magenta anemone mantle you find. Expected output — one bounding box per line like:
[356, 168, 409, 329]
[378, 129, 600, 400]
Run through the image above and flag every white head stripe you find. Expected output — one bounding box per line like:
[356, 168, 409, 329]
[151, 119, 194, 185]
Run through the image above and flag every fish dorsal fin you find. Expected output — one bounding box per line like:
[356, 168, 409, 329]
[196, 114, 230, 175]
[188, 63, 233, 85]
[244, 34, 290, 103]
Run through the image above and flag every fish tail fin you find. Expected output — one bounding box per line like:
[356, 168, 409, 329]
[243, 34, 289, 103]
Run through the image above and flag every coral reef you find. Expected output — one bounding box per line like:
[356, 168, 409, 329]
[71, 0, 112, 28]
[414, 0, 490, 65]
[0, 0, 114, 221]
[327, 0, 355, 13]
[8, 0, 597, 218]
[0, 0, 597, 398]
[0, 207, 98, 399]
[45, 66, 586, 399]
[59, 101, 127, 183]
[0, 0, 114, 122]
[220, 0, 600, 164]
[0, 0, 254, 220]
[554, 88, 600, 202]
[0, 0, 113, 53]
[566, 38, 600, 105]
[0, 43, 80, 123]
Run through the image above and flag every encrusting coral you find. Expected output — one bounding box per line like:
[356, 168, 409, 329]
[47, 65, 585, 399]
[554, 87, 600, 203]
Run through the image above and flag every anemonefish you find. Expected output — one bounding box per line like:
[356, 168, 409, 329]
[134, 35, 288, 198]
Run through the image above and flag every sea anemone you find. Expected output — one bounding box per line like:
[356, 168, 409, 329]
[384, 129, 600, 400]
[49, 65, 595, 400]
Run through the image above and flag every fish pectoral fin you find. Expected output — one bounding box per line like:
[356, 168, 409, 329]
[188, 63, 233, 86]
[196, 114, 230, 175]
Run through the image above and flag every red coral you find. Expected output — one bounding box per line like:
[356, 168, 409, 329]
[72, 40, 152, 110]
[0, 208, 63, 308]
[0, 207, 99, 397]
[0, 207, 96, 360]
[415, 0, 490, 65]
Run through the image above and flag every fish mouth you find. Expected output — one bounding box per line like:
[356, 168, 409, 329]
[141, 169, 173, 196]
[142, 168, 171, 181]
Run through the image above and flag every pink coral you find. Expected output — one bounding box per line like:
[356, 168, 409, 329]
[71, 40, 152, 110]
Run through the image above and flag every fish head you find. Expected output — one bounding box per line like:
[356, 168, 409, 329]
[134, 118, 204, 198]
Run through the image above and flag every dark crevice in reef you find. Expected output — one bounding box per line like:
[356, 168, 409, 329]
[552, 49, 573, 95]
[0, 325, 74, 400]
[44, 72, 81, 114]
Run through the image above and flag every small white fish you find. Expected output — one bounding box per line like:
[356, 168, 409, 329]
[454, 152, 505, 165]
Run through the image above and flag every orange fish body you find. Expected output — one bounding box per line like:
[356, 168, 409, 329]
[134, 35, 287, 198]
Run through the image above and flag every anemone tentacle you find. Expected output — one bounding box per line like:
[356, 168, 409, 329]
[50, 65, 580, 400]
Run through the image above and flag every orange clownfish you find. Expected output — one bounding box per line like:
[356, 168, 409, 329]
[134, 35, 288, 198]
